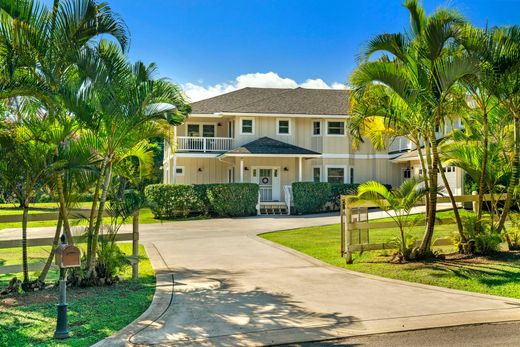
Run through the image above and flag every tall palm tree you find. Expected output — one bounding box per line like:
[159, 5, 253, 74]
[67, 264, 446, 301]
[70, 41, 190, 269]
[350, 0, 476, 256]
[0, 0, 129, 243]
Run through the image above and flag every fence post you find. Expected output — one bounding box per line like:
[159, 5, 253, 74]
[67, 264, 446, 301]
[472, 191, 478, 213]
[340, 197, 345, 257]
[345, 199, 353, 264]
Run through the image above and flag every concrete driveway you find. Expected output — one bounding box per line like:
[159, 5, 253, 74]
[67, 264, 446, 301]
[3, 215, 520, 346]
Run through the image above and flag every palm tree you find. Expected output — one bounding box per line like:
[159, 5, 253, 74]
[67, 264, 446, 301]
[350, 0, 477, 256]
[0, 119, 63, 286]
[355, 177, 429, 259]
[0, 0, 129, 243]
[69, 41, 190, 269]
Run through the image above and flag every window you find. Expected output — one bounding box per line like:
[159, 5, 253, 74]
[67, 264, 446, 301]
[241, 119, 254, 134]
[313, 167, 321, 182]
[327, 121, 345, 135]
[403, 168, 411, 179]
[174, 166, 184, 176]
[187, 124, 200, 137]
[202, 124, 215, 137]
[228, 167, 235, 183]
[434, 124, 440, 133]
[350, 167, 354, 184]
[312, 121, 321, 136]
[444, 166, 455, 173]
[277, 119, 290, 135]
[327, 167, 345, 183]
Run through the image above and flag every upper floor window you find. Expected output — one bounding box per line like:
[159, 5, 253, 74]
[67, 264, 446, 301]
[202, 124, 215, 137]
[187, 124, 200, 137]
[312, 121, 321, 136]
[186, 124, 215, 137]
[240, 118, 254, 134]
[277, 119, 291, 135]
[327, 121, 345, 135]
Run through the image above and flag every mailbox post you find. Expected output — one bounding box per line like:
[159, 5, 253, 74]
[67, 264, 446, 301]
[54, 235, 81, 339]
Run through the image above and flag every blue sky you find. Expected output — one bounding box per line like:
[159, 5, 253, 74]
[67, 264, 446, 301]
[84, 1, 520, 99]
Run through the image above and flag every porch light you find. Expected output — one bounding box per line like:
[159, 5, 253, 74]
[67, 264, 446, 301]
[283, 167, 289, 171]
[198, 168, 203, 172]
[244, 167, 249, 171]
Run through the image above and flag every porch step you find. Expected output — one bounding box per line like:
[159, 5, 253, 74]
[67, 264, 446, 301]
[258, 202, 289, 215]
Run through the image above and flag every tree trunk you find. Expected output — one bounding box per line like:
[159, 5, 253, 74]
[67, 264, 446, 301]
[89, 160, 113, 270]
[86, 164, 105, 266]
[438, 160, 466, 244]
[497, 116, 519, 233]
[132, 210, 139, 281]
[22, 206, 29, 284]
[38, 213, 62, 283]
[416, 141, 430, 218]
[476, 110, 489, 233]
[56, 173, 73, 245]
[418, 132, 438, 254]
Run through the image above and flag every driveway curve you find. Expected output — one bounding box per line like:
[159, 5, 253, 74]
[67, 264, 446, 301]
[79, 214, 520, 346]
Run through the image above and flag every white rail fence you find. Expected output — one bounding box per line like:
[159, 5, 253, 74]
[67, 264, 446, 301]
[176, 136, 233, 152]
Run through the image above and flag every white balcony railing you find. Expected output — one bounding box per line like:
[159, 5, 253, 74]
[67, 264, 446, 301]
[177, 136, 233, 152]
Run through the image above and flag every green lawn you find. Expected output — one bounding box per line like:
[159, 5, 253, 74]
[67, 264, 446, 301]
[0, 207, 201, 230]
[0, 243, 155, 347]
[261, 214, 520, 299]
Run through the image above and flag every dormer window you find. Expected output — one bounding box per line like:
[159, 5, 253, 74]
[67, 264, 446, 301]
[240, 118, 254, 134]
[277, 119, 291, 135]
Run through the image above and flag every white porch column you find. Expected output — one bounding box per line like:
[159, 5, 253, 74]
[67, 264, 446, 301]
[240, 159, 244, 183]
[298, 156, 303, 181]
[172, 155, 177, 184]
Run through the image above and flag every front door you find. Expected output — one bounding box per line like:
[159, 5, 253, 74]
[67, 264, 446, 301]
[252, 167, 280, 201]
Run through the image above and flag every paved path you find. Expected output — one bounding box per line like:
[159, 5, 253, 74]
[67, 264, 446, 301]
[80, 214, 520, 346]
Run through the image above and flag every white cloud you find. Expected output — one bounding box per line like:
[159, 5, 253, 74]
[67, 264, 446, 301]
[182, 72, 346, 102]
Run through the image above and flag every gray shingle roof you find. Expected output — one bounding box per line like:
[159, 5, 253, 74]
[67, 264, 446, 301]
[191, 87, 350, 115]
[224, 137, 321, 156]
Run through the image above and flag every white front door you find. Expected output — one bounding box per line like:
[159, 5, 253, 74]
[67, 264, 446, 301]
[251, 166, 280, 201]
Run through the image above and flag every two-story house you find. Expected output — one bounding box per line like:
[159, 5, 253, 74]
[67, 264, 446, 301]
[162, 87, 464, 211]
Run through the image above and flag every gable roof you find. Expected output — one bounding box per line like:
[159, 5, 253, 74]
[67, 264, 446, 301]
[191, 87, 350, 116]
[222, 137, 321, 157]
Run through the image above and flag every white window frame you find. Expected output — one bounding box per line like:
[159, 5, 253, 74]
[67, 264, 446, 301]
[276, 118, 291, 136]
[185, 122, 217, 137]
[186, 123, 201, 137]
[325, 165, 347, 183]
[175, 166, 185, 176]
[228, 167, 235, 183]
[312, 120, 322, 136]
[326, 120, 346, 136]
[239, 117, 255, 135]
[312, 165, 322, 182]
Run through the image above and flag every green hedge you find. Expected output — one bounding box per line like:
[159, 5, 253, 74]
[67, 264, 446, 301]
[292, 182, 331, 214]
[207, 183, 259, 217]
[144, 184, 207, 218]
[145, 183, 259, 218]
[292, 182, 390, 214]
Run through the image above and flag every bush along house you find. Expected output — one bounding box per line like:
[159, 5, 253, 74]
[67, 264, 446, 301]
[163, 87, 464, 214]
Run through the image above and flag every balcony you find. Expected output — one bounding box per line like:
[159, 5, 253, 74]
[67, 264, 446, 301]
[177, 136, 233, 152]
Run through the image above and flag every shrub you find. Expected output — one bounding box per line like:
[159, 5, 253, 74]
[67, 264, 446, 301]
[328, 183, 359, 210]
[207, 183, 259, 217]
[292, 182, 331, 214]
[145, 184, 207, 218]
[453, 213, 502, 255]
